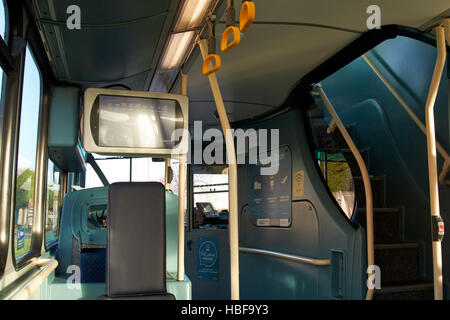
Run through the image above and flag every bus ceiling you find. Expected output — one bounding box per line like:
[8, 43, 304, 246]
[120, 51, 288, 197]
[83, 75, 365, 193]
[29, 1, 449, 125]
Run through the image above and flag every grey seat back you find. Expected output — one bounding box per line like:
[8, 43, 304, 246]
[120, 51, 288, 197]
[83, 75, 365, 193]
[107, 182, 172, 298]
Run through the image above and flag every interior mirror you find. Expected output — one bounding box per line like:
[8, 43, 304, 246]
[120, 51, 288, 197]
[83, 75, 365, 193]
[82, 88, 188, 157]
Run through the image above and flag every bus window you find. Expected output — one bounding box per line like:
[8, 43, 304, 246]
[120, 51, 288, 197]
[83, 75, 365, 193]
[0, 0, 5, 38]
[316, 151, 355, 219]
[85, 156, 180, 189]
[45, 160, 60, 247]
[0, 1, 7, 162]
[131, 157, 165, 183]
[85, 155, 130, 188]
[13, 46, 41, 261]
[192, 164, 229, 229]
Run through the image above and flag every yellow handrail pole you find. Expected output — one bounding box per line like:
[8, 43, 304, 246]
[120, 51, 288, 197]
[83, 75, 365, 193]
[198, 39, 240, 300]
[361, 54, 450, 185]
[177, 73, 188, 281]
[313, 84, 375, 300]
[361, 54, 449, 160]
[425, 24, 447, 300]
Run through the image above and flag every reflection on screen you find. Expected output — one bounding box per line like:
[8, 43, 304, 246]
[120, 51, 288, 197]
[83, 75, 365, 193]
[98, 95, 179, 148]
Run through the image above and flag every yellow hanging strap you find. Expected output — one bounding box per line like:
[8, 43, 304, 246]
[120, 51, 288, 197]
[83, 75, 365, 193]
[202, 54, 221, 76]
[202, 16, 222, 76]
[221, 0, 241, 52]
[239, 1, 255, 32]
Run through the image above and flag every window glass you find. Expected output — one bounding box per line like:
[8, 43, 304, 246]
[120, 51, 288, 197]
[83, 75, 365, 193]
[0, 0, 6, 38]
[45, 160, 60, 245]
[192, 164, 229, 229]
[13, 47, 41, 260]
[85, 156, 178, 189]
[0, 1, 7, 160]
[85, 163, 103, 188]
[316, 151, 355, 219]
[307, 95, 356, 221]
[85, 156, 130, 188]
[169, 159, 179, 195]
[131, 158, 165, 183]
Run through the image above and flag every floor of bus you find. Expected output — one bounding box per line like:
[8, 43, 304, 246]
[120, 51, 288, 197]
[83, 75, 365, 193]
[41, 271, 191, 300]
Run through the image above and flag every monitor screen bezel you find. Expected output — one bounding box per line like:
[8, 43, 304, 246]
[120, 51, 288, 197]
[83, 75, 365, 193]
[83, 88, 189, 157]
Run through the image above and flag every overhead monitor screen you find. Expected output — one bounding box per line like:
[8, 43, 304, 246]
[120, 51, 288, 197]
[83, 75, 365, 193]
[91, 95, 183, 149]
[83, 88, 188, 156]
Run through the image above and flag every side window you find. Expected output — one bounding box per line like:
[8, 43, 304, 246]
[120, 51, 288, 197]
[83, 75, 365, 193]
[13, 47, 41, 260]
[0, 1, 8, 163]
[192, 164, 229, 229]
[0, 0, 5, 38]
[85, 155, 130, 188]
[85, 156, 179, 189]
[45, 160, 60, 246]
[316, 151, 355, 219]
[131, 157, 165, 183]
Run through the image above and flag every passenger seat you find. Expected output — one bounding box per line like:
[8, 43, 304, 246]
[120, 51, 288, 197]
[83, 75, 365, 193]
[101, 182, 175, 300]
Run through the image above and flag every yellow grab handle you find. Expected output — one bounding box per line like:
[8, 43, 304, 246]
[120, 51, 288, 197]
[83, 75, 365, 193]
[202, 54, 221, 76]
[221, 26, 241, 52]
[239, 1, 255, 33]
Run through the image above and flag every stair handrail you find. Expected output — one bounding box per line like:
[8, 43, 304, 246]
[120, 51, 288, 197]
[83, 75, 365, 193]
[361, 53, 450, 186]
[312, 84, 375, 300]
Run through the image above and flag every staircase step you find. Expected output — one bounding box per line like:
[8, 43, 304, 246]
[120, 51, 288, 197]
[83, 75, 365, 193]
[374, 283, 433, 300]
[358, 208, 402, 244]
[354, 175, 385, 208]
[374, 243, 421, 285]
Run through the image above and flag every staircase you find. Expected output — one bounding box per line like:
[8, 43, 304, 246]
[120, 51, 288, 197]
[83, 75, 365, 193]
[309, 115, 433, 300]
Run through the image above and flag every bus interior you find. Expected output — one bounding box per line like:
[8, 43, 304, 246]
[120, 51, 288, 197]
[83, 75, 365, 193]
[0, 0, 449, 301]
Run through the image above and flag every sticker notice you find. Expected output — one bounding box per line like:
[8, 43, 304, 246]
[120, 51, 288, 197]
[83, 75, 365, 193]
[197, 237, 219, 281]
[17, 226, 25, 250]
[293, 170, 304, 197]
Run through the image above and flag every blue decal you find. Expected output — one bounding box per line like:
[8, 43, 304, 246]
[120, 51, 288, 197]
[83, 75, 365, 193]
[197, 237, 219, 281]
[17, 226, 25, 250]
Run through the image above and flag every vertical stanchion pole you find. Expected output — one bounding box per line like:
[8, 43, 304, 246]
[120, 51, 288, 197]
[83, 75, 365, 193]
[425, 24, 447, 300]
[177, 73, 188, 281]
[198, 39, 240, 300]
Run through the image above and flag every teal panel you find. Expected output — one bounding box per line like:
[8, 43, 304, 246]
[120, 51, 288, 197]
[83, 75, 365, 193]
[48, 86, 79, 148]
[48, 86, 85, 172]
[237, 109, 366, 300]
[166, 190, 179, 275]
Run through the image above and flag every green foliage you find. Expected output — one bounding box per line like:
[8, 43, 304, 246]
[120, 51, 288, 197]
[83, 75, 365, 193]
[15, 169, 35, 209]
[317, 152, 353, 193]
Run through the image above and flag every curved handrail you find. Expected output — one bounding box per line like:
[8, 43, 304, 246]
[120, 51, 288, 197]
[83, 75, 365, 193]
[312, 84, 375, 300]
[424, 24, 447, 300]
[361, 54, 450, 185]
[239, 247, 330, 266]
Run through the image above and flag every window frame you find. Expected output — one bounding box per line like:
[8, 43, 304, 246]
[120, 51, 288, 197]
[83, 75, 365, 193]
[44, 159, 62, 250]
[0, 0, 14, 276]
[11, 41, 44, 268]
